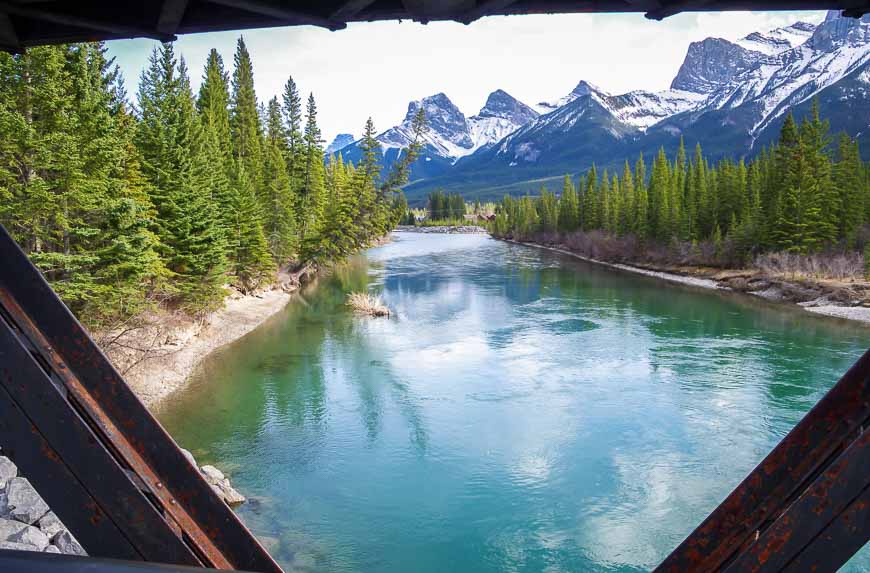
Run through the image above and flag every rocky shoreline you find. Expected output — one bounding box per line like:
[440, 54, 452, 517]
[506, 239, 870, 325]
[0, 453, 85, 555]
[102, 265, 316, 410]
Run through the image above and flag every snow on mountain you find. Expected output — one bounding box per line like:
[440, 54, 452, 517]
[467, 89, 539, 154]
[535, 80, 603, 114]
[704, 13, 870, 136]
[735, 21, 816, 55]
[326, 133, 355, 155]
[533, 80, 704, 132]
[376, 90, 537, 162]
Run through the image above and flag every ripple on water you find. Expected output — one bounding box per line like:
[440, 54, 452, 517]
[159, 232, 870, 573]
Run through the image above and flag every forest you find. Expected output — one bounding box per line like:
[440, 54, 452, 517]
[0, 40, 423, 329]
[490, 102, 870, 272]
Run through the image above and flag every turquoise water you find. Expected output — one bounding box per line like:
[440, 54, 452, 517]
[158, 232, 869, 573]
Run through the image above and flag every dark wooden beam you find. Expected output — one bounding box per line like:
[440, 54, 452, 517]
[645, 0, 716, 19]
[207, 0, 346, 30]
[0, 1, 176, 42]
[156, 0, 190, 35]
[329, 0, 378, 21]
[400, 0, 430, 23]
[460, 0, 520, 23]
[0, 223, 284, 573]
[0, 12, 19, 52]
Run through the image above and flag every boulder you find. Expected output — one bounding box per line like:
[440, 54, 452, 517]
[37, 512, 65, 538]
[9, 524, 49, 550]
[179, 448, 197, 469]
[52, 529, 86, 556]
[0, 540, 40, 551]
[0, 517, 29, 541]
[44, 544, 61, 554]
[0, 489, 10, 519]
[6, 477, 49, 524]
[201, 465, 245, 507]
[0, 456, 16, 487]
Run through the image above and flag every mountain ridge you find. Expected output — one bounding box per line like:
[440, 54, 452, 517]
[399, 11, 870, 203]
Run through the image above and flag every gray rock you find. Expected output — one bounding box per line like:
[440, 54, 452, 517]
[0, 489, 9, 519]
[0, 540, 40, 551]
[6, 477, 49, 524]
[52, 529, 86, 556]
[179, 448, 197, 469]
[10, 524, 49, 550]
[201, 465, 245, 507]
[44, 544, 61, 554]
[200, 465, 225, 482]
[0, 517, 29, 541]
[0, 456, 16, 487]
[37, 512, 65, 538]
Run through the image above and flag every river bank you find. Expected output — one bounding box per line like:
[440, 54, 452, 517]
[503, 238, 870, 325]
[102, 265, 316, 410]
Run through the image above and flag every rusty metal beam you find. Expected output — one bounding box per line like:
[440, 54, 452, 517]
[0, 224, 282, 573]
[654, 348, 870, 573]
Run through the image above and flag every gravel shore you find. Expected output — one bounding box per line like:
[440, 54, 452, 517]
[507, 239, 870, 325]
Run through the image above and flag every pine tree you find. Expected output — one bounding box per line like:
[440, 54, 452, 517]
[227, 159, 273, 290]
[136, 44, 227, 311]
[558, 175, 579, 232]
[261, 96, 297, 262]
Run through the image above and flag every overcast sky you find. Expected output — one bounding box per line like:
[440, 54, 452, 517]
[106, 10, 826, 145]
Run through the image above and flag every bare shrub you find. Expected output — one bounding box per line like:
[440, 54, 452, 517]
[754, 251, 864, 280]
[347, 292, 391, 317]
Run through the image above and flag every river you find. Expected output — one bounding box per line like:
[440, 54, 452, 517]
[158, 232, 869, 573]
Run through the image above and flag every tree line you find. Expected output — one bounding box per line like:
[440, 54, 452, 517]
[427, 190, 467, 221]
[0, 40, 425, 328]
[491, 102, 869, 264]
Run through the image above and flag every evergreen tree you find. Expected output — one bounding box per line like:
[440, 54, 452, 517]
[558, 175, 579, 232]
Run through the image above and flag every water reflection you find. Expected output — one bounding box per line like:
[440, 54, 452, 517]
[159, 232, 869, 573]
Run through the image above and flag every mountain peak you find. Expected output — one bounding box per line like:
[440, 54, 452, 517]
[571, 80, 606, 97]
[325, 133, 355, 155]
[670, 37, 762, 93]
[735, 20, 815, 55]
[476, 89, 538, 123]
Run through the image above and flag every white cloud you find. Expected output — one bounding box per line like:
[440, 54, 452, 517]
[107, 11, 826, 144]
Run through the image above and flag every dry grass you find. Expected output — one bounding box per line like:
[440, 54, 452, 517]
[754, 251, 864, 281]
[347, 292, 391, 317]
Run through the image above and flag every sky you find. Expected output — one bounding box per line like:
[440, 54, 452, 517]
[106, 10, 827, 145]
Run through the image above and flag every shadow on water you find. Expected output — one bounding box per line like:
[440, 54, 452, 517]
[158, 232, 869, 573]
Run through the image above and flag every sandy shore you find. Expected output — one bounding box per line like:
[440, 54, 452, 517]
[104, 289, 293, 409]
[505, 239, 870, 325]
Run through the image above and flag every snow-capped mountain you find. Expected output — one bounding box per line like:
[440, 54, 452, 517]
[377, 90, 537, 162]
[654, 12, 870, 147]
[341, 89, 537, 180]
[402, 11, 870, 202]
[467, 89, 539, 155]
[326, 133, 355, 155]
[735, 21, 816, 55]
